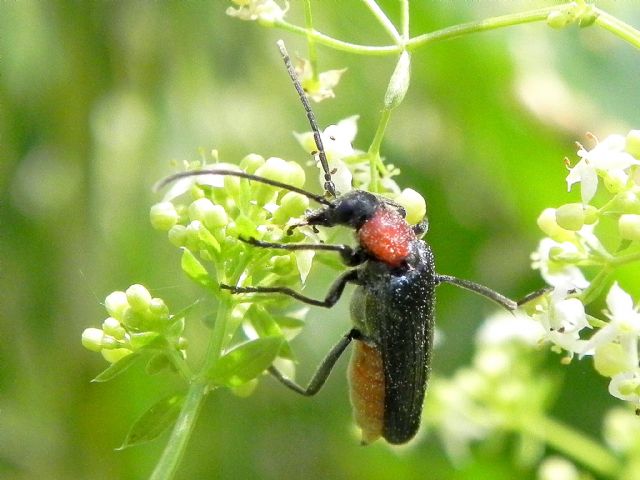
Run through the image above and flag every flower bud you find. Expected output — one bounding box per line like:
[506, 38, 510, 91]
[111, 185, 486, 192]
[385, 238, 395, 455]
[149, 298, 170, 321]
[273, 192, 309, 223]
[626, 130, 640, 159]
[384, 51, 411, 110]
[538, 457, 579, 480]
[82, 328, 105, 352]
[594, 342, 633, 378]
[126, 284, 152, 313]
[239, 153, 265, 174]
[555, 203, 585, 231]
[546, 6, 577, 29]
[150, 202, 179, 231]
[102, 317, 126, 340]
[104, 291, 129, 321]
[286, 161, 306, 189]
[394, 188, 426, 225]
[189, 198, 228, 230]
[537, 208, 573, 241]
[168, 225, 187, 247]
[619, 214, 640, 241]
[255, 157, 291, 184]
[603, 170, 628, 194]
[101, 348, 133, 364]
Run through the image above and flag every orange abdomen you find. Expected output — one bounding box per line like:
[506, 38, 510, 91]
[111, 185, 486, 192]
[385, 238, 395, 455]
[348, 340, 385, 445]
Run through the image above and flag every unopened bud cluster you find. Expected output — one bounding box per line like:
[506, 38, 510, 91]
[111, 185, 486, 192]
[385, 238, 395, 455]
[82, 284, 186, 364]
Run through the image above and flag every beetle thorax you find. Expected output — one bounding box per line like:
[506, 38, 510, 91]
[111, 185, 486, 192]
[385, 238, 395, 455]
[358, 207, 416, 267]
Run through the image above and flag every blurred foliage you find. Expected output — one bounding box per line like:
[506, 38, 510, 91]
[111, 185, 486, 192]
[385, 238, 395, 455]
[1, 1, 639, 479]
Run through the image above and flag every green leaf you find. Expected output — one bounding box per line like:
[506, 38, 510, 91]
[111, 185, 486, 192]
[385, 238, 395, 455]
[209, 336, 283, 387]
[91, 350, 146, 383]
[117, 394, 185, 450]
[181, 248, 215, 289]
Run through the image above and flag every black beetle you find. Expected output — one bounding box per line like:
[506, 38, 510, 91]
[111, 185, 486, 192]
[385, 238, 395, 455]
[160, 41, 544, 445]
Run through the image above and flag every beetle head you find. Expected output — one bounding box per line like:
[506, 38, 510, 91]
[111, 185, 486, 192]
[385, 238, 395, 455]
[306, 190, 381, 230]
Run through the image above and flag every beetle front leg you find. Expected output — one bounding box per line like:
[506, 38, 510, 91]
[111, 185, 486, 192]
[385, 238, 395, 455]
[436, 274, 551, 311]
[220, 269, 361, 308]
[269, 329, 363, 396]
[240, 237, 367, 266]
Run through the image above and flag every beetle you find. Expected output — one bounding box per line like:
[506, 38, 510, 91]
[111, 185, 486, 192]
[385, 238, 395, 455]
[160, 41, 545, 445]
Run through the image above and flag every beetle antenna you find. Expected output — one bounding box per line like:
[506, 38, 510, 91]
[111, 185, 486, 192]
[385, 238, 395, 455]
[155, 169, 333, 206]
[277, 40, 337, 198]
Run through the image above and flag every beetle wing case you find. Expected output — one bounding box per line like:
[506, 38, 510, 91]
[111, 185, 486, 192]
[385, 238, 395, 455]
[351, 240, 437, 444]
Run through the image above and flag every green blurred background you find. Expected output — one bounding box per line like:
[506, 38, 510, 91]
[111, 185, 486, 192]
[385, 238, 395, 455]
[1, 1, 639, 479]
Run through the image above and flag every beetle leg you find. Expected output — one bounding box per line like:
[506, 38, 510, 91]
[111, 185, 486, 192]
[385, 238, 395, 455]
[436, 274, 552, 311]
[220, 269, 361, 308]
[412, 218, 429, 237]
[269, 328, 363, 396]
[240, 236, 367, 266]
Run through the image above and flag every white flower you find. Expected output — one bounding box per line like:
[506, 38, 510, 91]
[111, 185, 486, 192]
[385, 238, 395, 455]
[226, 0, 288, 23]
[609, 370, 640, 403]
[476, 310, 545, 347]
[162, 163, 241, 202]
[532, 287, 589, 353]
[531, 238, 589, 290]
[296, 58, 347, 103]
[566, 134, 639, 203]
[294, 116, 361, 194]
[581, 283, 640, 365]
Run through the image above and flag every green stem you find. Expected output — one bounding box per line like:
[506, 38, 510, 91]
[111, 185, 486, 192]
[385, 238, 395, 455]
[610, 250, 640, 266]
[519, 415, 621, 478]
[203, 298, 232, 371]
[149, 381, 208, 480]
[361, 0, 401, 43]
[406, 5, 559, 50]
[367, 108, 392, 192]
[273, 20, 398, 55]
[595, 7, 640, 50]
[400, 0, 409, 41]
[303, 0, 319, 83]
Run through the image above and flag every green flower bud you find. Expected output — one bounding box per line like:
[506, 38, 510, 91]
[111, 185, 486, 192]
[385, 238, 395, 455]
[231, 378, 258, 398]
[121, 306, 144, 330]
[189, 198, 228, 230]
[255, 157, 290, 184]
[168, 225, 188, 247]
[286, 161, 306, 189]
[583, 205, 599, 224]
[555, 203, 586, 231]
[149, 298, 169, 321]
[126, 284, 152, 313]
[603, 170, 628, 194]
[626, 130, 640, 159]
[239, 153, 265, 174]
[102, 348, 133, 364]
[104, 291, 129, 321]
[102, 317, 126, 340]
[150, 202, 179, 231]
[619, 214, 640, 241]
[594, 342, 633, 377]
[538, 457, 579, 480]
[384, 51, 411, 110]
[82, 328, 105, 352]
[394, 188, 426, 225]
[537, 208, 573, 241]
[273, 192, 309, 224]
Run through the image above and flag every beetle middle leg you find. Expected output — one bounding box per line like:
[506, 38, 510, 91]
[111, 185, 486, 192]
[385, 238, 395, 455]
[436, 274, 552, 311]
[220, 269, 361, 308]
[269, 328, 363, 396]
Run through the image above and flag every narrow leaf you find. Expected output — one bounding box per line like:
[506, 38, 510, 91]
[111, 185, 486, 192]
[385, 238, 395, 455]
[91, 351, 145, 383]
[181, 248, 215, 289]
[117, 394, 185, 450]
[209, 336, 283, 387]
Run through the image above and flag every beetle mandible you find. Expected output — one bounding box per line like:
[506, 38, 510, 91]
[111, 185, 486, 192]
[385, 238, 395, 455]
[160, 41, 545, 445]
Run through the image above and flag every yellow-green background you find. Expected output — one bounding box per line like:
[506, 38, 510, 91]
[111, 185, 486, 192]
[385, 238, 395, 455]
[1, 1, 639, 479]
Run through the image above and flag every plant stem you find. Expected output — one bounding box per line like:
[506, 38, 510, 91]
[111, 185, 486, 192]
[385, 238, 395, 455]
[303, 0, 319, 83]
[361, 0, 401, 43]
[149, 381, 208, 480]
[520, 415, 621, 478]
[400, 0, 409, 41]
[595, 7, 640, 50]
[407, 5, 559, 50]
[368, 108, 392, 192]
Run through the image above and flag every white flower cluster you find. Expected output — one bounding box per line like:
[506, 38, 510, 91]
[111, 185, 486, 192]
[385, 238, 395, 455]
[225, 0, 288, 24]
[527, 130, 640, 407]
